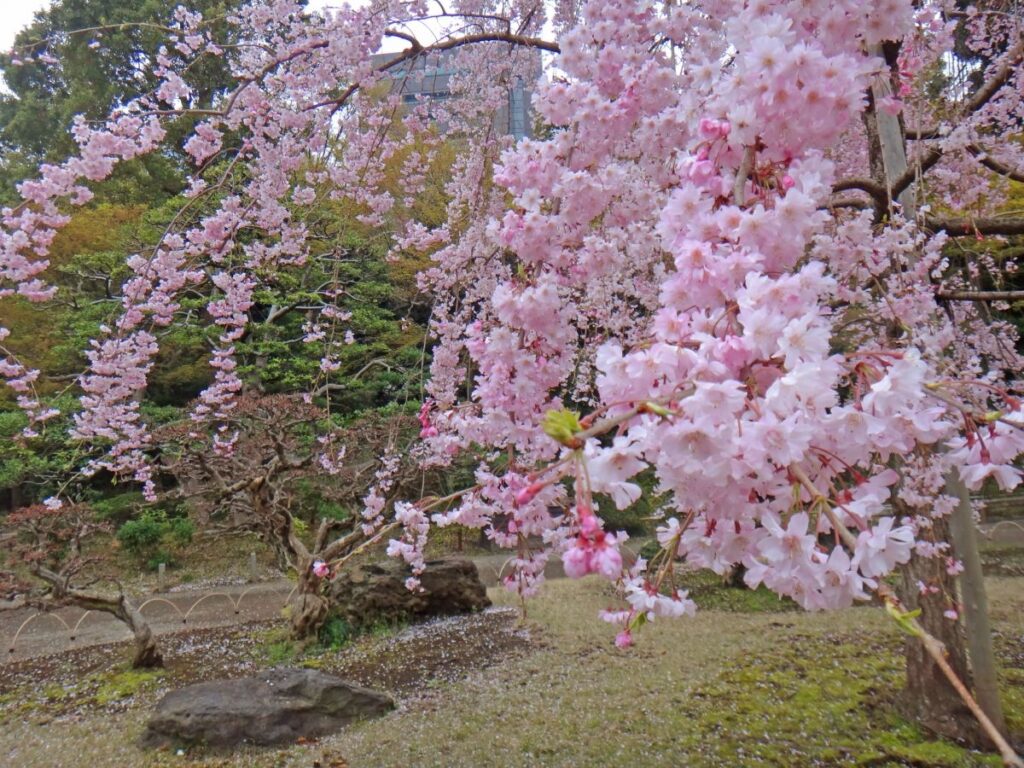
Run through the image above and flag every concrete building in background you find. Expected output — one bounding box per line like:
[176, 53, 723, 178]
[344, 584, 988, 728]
[370, 49, 539, 140]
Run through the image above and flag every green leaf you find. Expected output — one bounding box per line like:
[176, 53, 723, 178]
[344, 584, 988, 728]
[542, 409, 582, 446]
[885, 602, 922, 637]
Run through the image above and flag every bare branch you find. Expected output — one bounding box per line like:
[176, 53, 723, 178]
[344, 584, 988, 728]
[936, 290, 1024, 302]
[308, 31, 559, 113]
[830, 178, 888, 211]
[967, 144, 1024, 183]
[905, 126, 940, 140]
[924, 217, 1024, 237]
[891, 37, 1024, 200]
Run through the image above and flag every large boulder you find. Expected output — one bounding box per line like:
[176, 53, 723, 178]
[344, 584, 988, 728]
[328, 557, 490, 627]
[143, 668, 393, 747]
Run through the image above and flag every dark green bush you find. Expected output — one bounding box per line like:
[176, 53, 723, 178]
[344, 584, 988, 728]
[318, 616, 353, 650]
[117, 511, 194, 570]
[594, 469, 665, 536]
[117, 513, 165, 554]
[91, 492, 146, 525]
[146, 549, 176, 572]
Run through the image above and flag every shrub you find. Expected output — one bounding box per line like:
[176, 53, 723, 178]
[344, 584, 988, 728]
[318, 616, 353, 650]
[91, 492, 147, 525]
[116, 513, 165, 555]
[116, 511, 194, 570]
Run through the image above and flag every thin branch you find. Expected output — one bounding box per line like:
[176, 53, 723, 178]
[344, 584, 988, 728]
[924, 217, 1024, 237]
[891, 37, 1024, 200]
[733, 146, 755, 206]
[307, 30, 559, 113]
[968, 144, 1024, 183]
[935, 290, 1024, 302]
[312, 358, 394, 397]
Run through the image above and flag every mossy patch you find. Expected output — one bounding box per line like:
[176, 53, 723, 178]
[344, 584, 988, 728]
[677, 568, 800, 613]
[91, 666, 165, 706]
[256, 615, 407, 668]
[677, 630, 1005, 767]
[996, 635, 1024, 736]
[0, 663, 165, 720]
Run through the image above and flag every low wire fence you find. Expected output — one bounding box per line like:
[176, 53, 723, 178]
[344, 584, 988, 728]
[2, 580, 297, 663]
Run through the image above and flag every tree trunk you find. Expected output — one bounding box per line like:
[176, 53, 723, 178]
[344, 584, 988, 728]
[116, 596, 164, 669]
[946, 471, 1007, 737]
[290, 571, 330, 641]
[724, 563, 747, 588]
[33, 567, 164, 669]
[897, 514, 984, 746]
[865, 46, 996, 746]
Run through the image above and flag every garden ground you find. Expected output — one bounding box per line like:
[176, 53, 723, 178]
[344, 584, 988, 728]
[0, 566, 1022, 767]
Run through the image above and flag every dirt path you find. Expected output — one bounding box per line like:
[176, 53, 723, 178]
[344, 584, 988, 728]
[0, 580, 295, 663]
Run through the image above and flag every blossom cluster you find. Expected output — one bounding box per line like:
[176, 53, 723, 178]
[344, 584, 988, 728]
[2, 0, 1022, 643]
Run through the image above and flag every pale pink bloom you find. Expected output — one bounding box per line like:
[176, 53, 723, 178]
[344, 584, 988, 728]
[656, 517, 682, 549]
[592, 543, 623, 580]
[585, 437, 645, 510]
[854, 517, 915, 578]
[562, 544, 590, 579]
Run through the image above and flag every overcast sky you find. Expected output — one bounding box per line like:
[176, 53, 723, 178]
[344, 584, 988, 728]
[0, 1, 351, 53]
[1, 0, 51, 52]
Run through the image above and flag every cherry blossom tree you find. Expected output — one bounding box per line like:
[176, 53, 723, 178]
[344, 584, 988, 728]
[155, 392, 424, 639]
[1, 0, 1023, 761]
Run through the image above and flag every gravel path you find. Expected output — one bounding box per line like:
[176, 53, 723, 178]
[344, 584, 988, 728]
[0, 553, 570, 664]
[0, 580, 295, 663]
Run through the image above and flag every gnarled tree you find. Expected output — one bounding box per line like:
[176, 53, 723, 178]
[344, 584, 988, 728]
[3, 503, 162, 667]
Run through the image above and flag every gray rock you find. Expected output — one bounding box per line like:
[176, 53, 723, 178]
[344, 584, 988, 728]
[143, 668, 394, 747]
[328, 557, 490, 628]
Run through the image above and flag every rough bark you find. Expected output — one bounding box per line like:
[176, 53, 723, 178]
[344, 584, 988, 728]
[863, 45, 1001, 745]
[896, 514, 984, 746]
[946, 472, 1007, 737]
[290, 571, 330, 641]
[116, 595, 164, 668]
